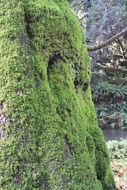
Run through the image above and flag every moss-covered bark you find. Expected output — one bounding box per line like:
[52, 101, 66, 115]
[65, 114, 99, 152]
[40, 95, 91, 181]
[0, 0, 116, 189]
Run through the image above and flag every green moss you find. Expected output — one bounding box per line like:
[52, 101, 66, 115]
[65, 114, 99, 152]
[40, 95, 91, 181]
[0, 0, 116, 189]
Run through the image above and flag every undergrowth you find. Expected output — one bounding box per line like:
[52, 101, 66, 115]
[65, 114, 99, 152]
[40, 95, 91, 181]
[107, 139, 127, 190]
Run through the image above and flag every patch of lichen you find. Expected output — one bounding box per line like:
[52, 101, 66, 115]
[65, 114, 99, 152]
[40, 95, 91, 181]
[0, 0, 116, 189]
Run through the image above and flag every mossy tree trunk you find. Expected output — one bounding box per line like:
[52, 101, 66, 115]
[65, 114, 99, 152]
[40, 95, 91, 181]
[0, 0, 116, 189]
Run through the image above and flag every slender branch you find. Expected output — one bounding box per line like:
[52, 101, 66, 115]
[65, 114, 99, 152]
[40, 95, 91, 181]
[87, 27, 127, 51]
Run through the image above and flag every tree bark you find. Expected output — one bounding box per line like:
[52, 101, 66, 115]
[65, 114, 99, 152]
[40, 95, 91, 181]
[87, 27, 127, 51]
[0, 0, 116, 189]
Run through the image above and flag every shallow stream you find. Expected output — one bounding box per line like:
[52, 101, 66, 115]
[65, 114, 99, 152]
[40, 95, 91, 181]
[102, 128, 127, 141]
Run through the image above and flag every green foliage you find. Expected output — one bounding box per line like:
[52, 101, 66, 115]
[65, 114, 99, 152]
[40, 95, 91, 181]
[93, 80, 127, 129]
[96, 102, 127, 129]
[94, 82, 115, 96]
[110, 102, 127, 112]
[96, 104, 108, 118]
[110, 112, 127, 129]
[111, 86, 127, 99]
[107, 139, 127, 160]
[93, 81, 127, 101]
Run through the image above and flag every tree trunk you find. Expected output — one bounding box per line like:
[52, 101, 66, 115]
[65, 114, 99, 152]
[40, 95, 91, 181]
[0, 0, 116, 189]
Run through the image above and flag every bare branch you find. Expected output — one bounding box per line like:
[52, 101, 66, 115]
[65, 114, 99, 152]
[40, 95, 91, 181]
[87, 27, 127, 51]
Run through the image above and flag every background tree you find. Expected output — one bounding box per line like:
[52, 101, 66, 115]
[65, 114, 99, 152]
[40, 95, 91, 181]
[0, 0, 115, 189]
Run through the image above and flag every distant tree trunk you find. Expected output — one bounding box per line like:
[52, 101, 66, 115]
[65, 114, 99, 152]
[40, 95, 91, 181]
[0, 0, 116, 189]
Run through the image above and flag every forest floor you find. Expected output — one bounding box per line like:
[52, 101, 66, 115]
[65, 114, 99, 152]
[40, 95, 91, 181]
[107, 140, 127, 190]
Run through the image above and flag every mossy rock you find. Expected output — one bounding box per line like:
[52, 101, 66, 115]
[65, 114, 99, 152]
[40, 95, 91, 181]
[0, 0, 116, 189]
